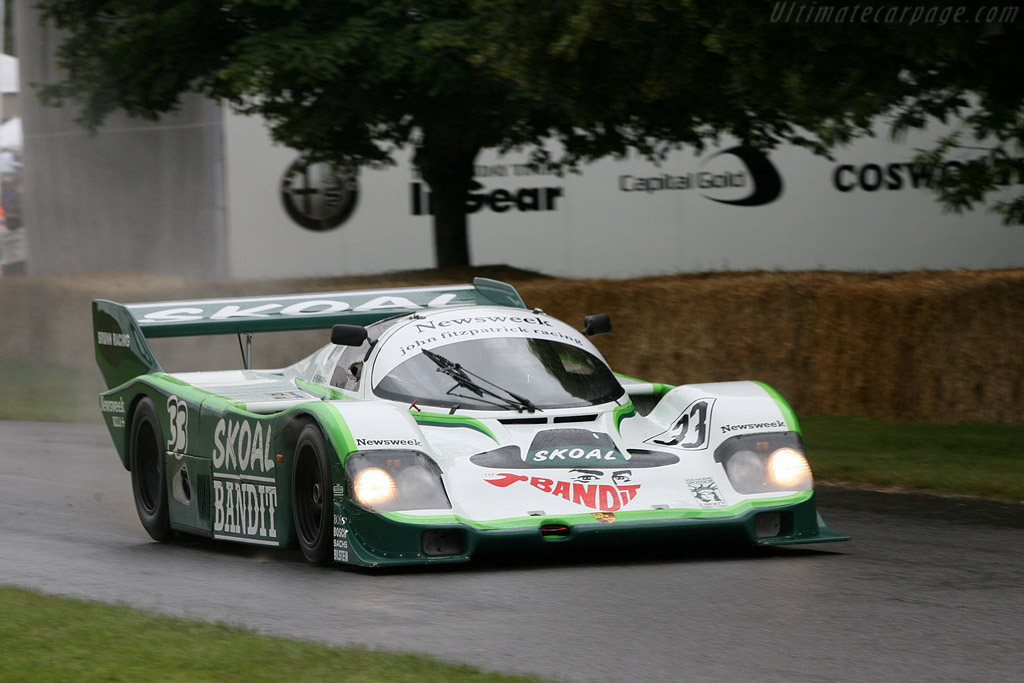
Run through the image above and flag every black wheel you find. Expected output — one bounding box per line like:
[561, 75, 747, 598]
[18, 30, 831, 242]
[129, 396, 172, 542]
[292, 425, 333, 565]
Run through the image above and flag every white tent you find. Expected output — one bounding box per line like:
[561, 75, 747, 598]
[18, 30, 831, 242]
[1, 117, 21, 150]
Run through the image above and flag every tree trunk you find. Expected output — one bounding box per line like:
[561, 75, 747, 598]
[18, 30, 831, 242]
[414, 127, 480, 269]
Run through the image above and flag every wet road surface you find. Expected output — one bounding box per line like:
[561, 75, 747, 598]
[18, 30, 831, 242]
[1, 421, 1021, 682]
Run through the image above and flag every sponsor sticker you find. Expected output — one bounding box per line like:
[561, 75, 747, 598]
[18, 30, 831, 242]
[211, 416, 279, 543]
[485, 469, 640, 512]
[720, 420, 786, 434]
[687, 477, 727, 508]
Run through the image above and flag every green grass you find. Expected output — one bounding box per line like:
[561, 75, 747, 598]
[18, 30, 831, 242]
[802, 415, 1024, 502]
[0, 586, 551, 683]
[0, 359, 103, 423]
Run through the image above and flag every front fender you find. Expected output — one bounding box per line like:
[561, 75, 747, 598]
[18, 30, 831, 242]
[621, 380, 799, 452]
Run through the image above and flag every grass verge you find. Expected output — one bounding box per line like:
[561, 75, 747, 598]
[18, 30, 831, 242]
[802, 415, 1024, 503]
[0, 359, 102, 423]
[0, 586, 551, 683]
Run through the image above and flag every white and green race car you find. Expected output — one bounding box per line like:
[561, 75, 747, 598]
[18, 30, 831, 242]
[93, 278, 846, 568]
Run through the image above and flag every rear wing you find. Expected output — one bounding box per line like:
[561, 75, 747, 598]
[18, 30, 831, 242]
[93, 278, 527, 390]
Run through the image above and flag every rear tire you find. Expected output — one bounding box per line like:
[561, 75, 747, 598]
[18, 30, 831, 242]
[129, 396, 172, 542]
[292, 425, 333, 565]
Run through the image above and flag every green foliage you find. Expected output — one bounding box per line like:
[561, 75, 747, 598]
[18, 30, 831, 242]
[802, 415, 1024, 502]
[0, 586, 552, 682]
[481, 0, 1024, 220]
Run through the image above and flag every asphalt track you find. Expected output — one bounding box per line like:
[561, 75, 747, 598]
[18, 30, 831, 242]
[1, 421, 1022, 683]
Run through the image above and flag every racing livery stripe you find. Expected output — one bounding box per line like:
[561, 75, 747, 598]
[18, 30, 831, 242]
[613, 402, 636, 433]
[295, 378, 352, 401]
[305, 402, 358, 459]
[753, 381, 802, 434]
[381, 491, 813, 529]
[412, 412, 498, 442]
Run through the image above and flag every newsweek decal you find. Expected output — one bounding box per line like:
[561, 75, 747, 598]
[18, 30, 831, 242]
[211, 417, 279, 544]
[100, 395, 126, 428]
[485, 469, 641, 512]
[720, 420, 786, 434]
[373, 309, 596, 377]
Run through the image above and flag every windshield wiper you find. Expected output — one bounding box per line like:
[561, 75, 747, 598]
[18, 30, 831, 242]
[421, 348, 540, 413]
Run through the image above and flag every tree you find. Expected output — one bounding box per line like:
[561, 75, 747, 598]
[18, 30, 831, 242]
[38, 0, 578, 267]
[479, 0, 1024, 224]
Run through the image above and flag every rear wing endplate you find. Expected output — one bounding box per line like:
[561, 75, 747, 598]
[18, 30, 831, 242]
[93, 278, 526, 389]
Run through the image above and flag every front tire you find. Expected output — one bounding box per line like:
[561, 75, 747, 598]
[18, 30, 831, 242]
[129, 396, 172, 542]
[292, 425, 333, 565]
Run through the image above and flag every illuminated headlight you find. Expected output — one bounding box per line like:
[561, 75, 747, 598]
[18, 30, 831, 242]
[345, 450, 451, 513]
[714, 433, 814, 494]
[352, 467, 397, 508]
[767, 447, 812, 490]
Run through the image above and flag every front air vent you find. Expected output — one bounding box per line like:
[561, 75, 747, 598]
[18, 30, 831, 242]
[553, 414, 598, 423]
[499, 417, 548, 425]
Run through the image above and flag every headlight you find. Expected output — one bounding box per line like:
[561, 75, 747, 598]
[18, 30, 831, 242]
[767, 447, 812, 489]
[723, 449, 763, 492]
[345, 450, 451, 512]
[714, 433, 813, 493]
[352, 467, 397, 508]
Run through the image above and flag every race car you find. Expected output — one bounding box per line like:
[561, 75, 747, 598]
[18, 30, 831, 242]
[93, 278, 847, 568]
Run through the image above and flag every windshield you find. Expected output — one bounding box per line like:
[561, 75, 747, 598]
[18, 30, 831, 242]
[372, 337, 624, 411]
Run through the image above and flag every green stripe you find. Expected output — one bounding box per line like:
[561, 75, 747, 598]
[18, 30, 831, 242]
[295, 378, 351, 401]
[412, 412, 498, 442]
[305, 402, 357, 461]
[754, 381, 802, 434]
[383, 491, 812, 529]
[613, 401, 636, 432]
[614, 372, 675, 396]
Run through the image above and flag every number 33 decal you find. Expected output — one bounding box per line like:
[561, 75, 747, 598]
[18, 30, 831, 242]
[166, 395, 188, 453]
[647, 398, 715, 450]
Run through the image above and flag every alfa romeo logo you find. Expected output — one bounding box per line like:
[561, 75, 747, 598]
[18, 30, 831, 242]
[280, 158, 359, 232]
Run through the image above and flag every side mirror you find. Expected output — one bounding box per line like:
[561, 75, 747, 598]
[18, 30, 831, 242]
[581, 313, 612, 337]
[331, 324, 368, 346]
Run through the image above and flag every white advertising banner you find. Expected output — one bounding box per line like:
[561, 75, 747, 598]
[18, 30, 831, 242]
[223, 111, 1024, 279]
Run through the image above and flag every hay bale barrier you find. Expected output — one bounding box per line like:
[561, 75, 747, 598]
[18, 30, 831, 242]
[1, 268, 1021, 424]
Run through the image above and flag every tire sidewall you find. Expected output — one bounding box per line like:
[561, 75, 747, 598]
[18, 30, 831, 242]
[292, 425, 334, 565]
[129, 396, 172, 542]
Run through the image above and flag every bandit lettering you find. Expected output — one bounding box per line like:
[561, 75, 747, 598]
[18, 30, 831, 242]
[213, 480, 278, 539]
[486, 470, 640, 512]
